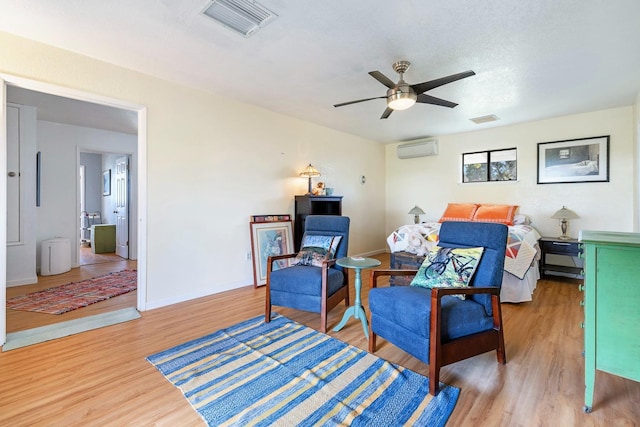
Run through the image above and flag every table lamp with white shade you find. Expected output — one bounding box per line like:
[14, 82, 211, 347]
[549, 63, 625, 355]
[408, 205, 425, 224]
[551, 206, 579, 240]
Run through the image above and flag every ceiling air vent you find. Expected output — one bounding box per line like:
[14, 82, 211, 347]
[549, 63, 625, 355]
[470, 114, 499, 124]
[202, 0, 278, 37]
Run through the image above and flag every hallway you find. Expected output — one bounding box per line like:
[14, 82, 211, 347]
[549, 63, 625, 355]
[79, 245, 124, 266]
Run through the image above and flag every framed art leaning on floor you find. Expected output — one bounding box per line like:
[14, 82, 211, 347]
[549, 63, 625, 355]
[249, 220, 293, 287]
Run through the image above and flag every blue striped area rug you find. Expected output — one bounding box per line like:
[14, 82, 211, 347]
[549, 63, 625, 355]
[147, 314, 459, 426]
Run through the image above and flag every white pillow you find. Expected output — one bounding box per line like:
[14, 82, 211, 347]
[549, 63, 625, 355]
[512, 214, 531, 225]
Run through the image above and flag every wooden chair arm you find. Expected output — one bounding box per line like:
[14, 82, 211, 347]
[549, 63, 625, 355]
[322, 258, 337, 269]
[266, 253, 297, 277]
[268, 253, 298, 263]
[369, 269, 418, 288]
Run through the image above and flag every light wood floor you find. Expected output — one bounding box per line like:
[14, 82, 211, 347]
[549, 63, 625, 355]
[1, 253, 638, 426]
[79, 246, 125, 266]
[6, 258, 137, 333]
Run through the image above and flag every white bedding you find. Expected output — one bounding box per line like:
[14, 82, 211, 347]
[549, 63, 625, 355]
[387, 222, 541, 303]
[544, 160, 598, 177]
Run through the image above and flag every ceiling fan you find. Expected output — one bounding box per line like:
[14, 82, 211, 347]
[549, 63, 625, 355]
[334, 61, 475, 119]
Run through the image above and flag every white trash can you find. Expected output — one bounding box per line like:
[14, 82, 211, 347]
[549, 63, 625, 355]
[41, 238, 71, 276]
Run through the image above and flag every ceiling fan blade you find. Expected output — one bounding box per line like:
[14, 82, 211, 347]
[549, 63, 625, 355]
[411, 70, 476, 95]
[380, 107, 393, 119]
[369, 71, 396, 89]
[334, 96, 386, 108]
[416, 94, 458, 108]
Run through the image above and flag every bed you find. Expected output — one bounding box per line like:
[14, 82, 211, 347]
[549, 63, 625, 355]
[544, 160, 599, 177]
[385, 204, 542, 303]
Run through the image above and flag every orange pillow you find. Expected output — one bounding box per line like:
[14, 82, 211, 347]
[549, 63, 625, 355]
[439, 203, 479, 222]
[472, 204, 519, 225]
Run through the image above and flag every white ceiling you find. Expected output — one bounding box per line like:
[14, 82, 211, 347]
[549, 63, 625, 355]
[7, 86, 139, 135]
[1, 0, 639, 143]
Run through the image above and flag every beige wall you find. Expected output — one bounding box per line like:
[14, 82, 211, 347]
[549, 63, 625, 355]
[0, 31, 386, 309]
[2, 28, 637, 312]
[385, 106, 635, 239]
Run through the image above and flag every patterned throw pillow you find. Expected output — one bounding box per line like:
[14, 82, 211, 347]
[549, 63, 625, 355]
[410, 246, 484, 299]
[294, 235, 342, 267]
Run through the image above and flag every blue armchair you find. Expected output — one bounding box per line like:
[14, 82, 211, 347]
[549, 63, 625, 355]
[265, 215, 350, 333]
[368, 221, 508, 395]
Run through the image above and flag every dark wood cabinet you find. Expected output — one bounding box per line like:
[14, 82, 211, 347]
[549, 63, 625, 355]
[539, 237, 582, 277]
[294, 195, 343, 251]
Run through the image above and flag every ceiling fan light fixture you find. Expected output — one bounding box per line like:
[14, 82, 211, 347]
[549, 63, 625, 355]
[387, 89, 417, 111]
[334, 60, 475, 119]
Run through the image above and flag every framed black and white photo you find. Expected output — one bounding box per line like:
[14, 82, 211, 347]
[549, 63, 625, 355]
[537, 136, 609, 184]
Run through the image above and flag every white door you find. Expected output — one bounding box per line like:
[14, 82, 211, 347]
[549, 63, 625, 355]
[114, 156, 129, 258]
[6, 106, 20, 244]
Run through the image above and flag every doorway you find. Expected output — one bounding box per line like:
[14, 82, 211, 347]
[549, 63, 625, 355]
[79, 151, 129, 266]
[1, 74, 148, 345]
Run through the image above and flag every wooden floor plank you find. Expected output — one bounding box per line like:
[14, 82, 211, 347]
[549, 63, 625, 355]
[2, 253, 638, 426]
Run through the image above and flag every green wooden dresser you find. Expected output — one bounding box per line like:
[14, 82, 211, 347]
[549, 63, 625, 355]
[579, 230, 640, 413]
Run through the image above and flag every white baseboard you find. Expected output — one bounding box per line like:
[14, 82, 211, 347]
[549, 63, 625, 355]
[144, 280, 252, 311]
[6, 275, 38, 287]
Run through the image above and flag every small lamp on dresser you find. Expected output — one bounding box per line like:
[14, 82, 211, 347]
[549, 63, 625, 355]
[299, 164, 321, 194]
[551, 206, 579, 240]
[408, 205, 425, 224]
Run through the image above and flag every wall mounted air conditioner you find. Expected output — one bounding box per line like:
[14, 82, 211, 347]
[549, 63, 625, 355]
[397, 138, 439, 159]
